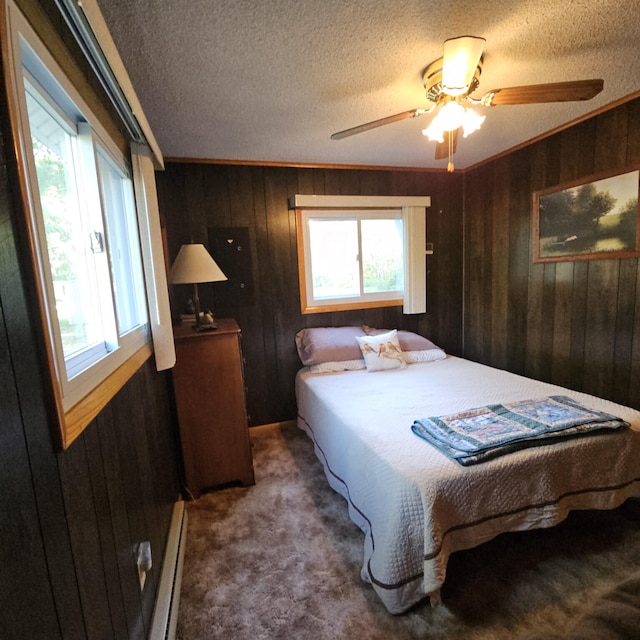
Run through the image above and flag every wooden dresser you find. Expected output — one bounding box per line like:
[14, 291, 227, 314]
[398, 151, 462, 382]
[172, 318, 255, 498]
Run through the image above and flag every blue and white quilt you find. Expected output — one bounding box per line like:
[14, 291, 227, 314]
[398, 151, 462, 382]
[412, 395, 629, 465]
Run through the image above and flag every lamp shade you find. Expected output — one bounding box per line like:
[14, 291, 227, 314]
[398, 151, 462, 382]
[168, 244, 227, 284]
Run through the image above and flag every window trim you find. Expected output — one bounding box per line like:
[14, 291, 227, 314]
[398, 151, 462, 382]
[293, 195, 431, 315]
[2, 0, 157, 449]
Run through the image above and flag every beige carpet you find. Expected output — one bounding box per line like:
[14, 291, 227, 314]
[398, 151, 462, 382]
[176, 421, 640, 640]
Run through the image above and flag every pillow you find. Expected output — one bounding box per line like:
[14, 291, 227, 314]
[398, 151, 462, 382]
[363, 327, 443, 352]
[356, 329, 406, 372]
[403, 349, 446, 364]
[295, 326, 366, 366]
[308, 359, 366, 373]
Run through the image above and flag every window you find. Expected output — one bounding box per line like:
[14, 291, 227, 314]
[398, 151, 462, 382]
[96, 145, 147, 335]
[294, 195, 430, 314]
[301, 209, 404, 310]
[21, 61, 148, 403]
[6, 3, 151, 442]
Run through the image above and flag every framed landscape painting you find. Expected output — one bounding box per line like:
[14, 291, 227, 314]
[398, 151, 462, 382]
[532, 168, 640, 263]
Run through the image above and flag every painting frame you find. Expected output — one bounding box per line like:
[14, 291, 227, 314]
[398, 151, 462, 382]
[532, 167, 640, 263]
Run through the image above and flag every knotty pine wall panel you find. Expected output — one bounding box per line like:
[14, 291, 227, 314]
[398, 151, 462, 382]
[158, 163, 464, 426]
[464, 97, 640, 410]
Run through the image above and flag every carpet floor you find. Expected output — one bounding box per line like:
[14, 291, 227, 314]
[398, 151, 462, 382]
[175, 421, 640, 640]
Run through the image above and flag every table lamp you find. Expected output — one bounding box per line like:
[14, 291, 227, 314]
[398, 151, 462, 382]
[169, 243, 227, 330]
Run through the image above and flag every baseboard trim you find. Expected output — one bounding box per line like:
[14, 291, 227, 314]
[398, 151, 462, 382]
[149, 501, 188, 640]
[250, 419, 297, 431]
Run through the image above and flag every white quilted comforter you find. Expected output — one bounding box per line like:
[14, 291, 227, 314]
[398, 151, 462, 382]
[295, 356, 640, 613]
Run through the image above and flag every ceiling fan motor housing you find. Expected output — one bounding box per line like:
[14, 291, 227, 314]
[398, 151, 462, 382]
[423, 56, 483, 104]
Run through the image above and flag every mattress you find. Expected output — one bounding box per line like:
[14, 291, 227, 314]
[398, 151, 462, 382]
[295, 356, 640, 613]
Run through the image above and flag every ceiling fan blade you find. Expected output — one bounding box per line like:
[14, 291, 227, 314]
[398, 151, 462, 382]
[434, 128, 459, 160]
[442, 36, 485, 96]
[330, 109, 427, 140]
[482, 79, 604, 106]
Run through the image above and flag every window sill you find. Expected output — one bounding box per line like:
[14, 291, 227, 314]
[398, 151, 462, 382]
[301, 298, 403, 315]
[60, 341, 153, 449]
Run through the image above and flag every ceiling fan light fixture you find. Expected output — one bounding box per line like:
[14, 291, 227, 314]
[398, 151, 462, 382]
[423, 101, 464, 141]
[422, 101, 485, 142]
[460, 106, 485, 137]
[442, 35, 486, 96]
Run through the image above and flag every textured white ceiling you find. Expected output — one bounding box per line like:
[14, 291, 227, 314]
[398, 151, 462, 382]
[96, 0, 640, 170]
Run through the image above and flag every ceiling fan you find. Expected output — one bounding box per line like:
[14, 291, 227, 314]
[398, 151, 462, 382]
[331, 36, 604, 171]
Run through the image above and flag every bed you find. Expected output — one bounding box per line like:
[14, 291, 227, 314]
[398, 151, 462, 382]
[294, 326, 640, 614]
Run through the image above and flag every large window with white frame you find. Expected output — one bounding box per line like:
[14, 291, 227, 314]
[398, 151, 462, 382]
[5, 4, 150, 435]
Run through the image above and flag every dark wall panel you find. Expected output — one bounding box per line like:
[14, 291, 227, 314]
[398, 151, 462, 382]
[0, 96, 74, 640]
[0, 29, 181, 640]
[157, 163, 464, 426]
[464, 97, 640, 410]
[83, 421, 130, 640]
[58, 439, 114, 640]
[0, 256, 62, 640]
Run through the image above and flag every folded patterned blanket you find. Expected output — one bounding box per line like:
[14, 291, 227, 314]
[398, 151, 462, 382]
[411, 395, 629, 466]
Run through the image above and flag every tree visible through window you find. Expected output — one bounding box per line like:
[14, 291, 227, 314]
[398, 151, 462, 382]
[27, 97, 101, 359]
[361, 218, 404, 293]
[299, 209, 404, 312]
[294, 194, 429, 315]
[15, 31, 148, 408]
[5, 0, 165, 447]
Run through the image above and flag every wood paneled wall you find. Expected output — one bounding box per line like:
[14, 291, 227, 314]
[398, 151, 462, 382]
[157, 164, 464, 426]
[0, 3, 181, 637]
[0, 163, 181, 640]
[464, 97, 640, 410]
[0, 118, 180, 638]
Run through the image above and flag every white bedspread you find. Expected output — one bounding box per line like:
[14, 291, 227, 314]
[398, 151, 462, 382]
[295, 356, 640, 613]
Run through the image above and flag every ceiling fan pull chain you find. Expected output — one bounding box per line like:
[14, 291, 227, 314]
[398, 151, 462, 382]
[447, 131, 454, 172]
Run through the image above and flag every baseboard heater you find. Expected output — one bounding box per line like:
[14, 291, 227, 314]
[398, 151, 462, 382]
[149, 501, 188, 640]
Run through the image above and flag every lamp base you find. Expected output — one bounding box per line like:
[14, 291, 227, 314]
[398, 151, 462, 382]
[192, 308, 217, 331]
[194, 323, 218, 332]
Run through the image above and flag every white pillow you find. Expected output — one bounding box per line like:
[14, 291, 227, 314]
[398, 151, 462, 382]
[356, 329, 406, 372]
[403, 349, 447, 364]
[308, 359, 366, 373]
